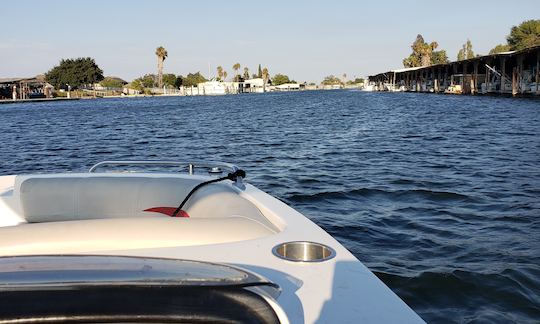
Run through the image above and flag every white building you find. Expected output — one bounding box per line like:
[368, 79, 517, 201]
[242, 78, 268, 93]
[274, 83, 300, 91]
[199, 80, 227, 95]
[195, 79, 240, 95]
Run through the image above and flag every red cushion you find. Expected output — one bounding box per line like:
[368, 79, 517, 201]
[143, 207, 189, 217]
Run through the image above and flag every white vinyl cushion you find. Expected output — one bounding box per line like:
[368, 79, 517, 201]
[16, 175, 279, 232]
[0, 217, 275, 256]
[19, 177, 195, 222]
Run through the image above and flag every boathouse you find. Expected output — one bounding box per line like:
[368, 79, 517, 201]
[0, 76, 53, 100]
[368, 45, 540, 96]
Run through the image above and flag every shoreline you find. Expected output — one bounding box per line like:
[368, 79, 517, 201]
[0, 97, 81, 105]
[2, 88, 538, 106]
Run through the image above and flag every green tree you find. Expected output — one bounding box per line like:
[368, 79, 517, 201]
[321, 75, 342, 85]
[162, 73, 177, 87]
[257, 64, 262, 78]
[347, 77, 365, 85]
[431, 50, 449, 64]
[489, 44, 511, 54]
[45, 57, 104, 89]
[174, 75, 183, 87]
[272, 73, 290, 86]
[155, 46, 168, 88]
[100, 76, 126, 88]
[403, 34, 439, 67]
[262, 67, 270, 90]
[507, 19, 540, 50]
[243, 67, 250, 80]
[182, 72, 207, 87]
[457, 39, 475, 60]
[233, 63, 241, 81]
[262, 68, 270, 81]
[128, 79, 144, 92]
[216, 66, 224, 80]
[138, 74, 155, 88]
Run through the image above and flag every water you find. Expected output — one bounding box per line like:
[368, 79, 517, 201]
[1, 91, 539, 323]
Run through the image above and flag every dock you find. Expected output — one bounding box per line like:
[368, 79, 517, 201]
[369, 45, 540, 96]
[0, 97, 80, 105]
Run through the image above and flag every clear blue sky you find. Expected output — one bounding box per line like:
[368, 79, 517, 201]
[1, 0, 538, 82]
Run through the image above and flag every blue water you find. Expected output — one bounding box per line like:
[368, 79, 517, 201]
[1, 91, 539, 323]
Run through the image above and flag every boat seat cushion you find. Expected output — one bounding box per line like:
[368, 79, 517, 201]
[16, 176, 272, 230]
[0, 217, 275, 256]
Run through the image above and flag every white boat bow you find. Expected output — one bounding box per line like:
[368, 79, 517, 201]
[0, 160, 424, 323]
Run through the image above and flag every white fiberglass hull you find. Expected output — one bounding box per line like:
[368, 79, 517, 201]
[0, 167, 424, 323]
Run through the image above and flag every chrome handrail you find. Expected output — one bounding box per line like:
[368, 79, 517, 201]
[88, 160, 244, 187]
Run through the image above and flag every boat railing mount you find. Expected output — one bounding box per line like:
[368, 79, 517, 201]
[88, 160, 244, 186]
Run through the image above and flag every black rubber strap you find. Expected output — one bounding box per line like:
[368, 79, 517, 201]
[171, 169, 246, 217]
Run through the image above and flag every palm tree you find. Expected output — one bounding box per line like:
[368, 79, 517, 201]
[233, 63, 241, 81]
[262, 67, 269, 91]
[422, 41, 438, 66]
[217, 66, 223, 80]
[457, 40, 474, 61]
[342, 73, 347, 84]
[243, 67, 250, 80]
[155, 46, 168, 88]
[223, 71, 228, 81]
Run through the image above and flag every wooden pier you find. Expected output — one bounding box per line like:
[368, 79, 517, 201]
[369, 45, 540, 96]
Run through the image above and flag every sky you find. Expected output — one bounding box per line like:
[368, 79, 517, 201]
[1, 0, 539, 83]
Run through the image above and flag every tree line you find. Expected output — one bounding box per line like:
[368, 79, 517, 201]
[44, 39, 369, 91]
[46, 42, 364, 92]
[402, 19, 540, 68]
[42, 19, 538, 90]
[130, 59, 301, 91]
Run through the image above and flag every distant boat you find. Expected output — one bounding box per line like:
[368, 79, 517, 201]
[444, 84, 462, 95]
[384, 83, 405, 92]
[361, 83, 376, 91]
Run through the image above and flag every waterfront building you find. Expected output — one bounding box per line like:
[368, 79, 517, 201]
[242, 78, 267, 93]
[199, 79, 227, 95]
[369, 45, 540, 96]
[273, 83, 301, 91]
[0, 77, 53, 100]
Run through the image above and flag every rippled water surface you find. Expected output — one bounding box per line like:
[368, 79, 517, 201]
[1, 91, 539, 322]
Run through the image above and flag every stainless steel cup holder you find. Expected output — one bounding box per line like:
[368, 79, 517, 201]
[272, 241, 336, 262]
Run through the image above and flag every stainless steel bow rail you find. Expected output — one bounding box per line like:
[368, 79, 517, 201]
[88, 160, 244, 186]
